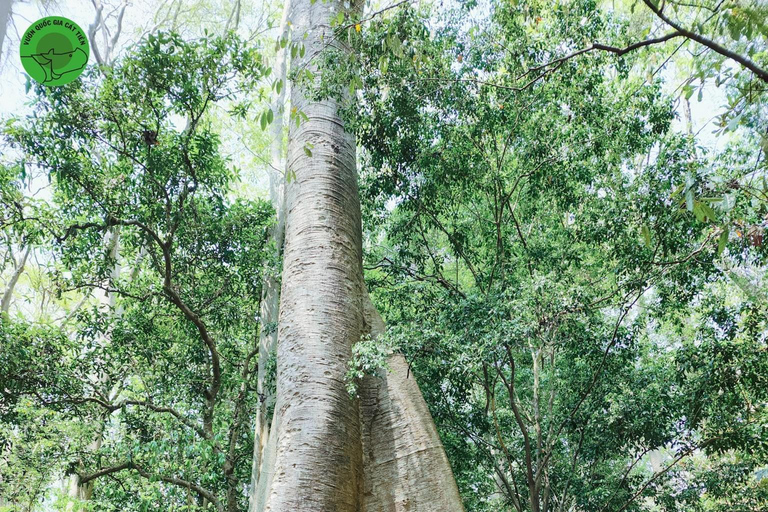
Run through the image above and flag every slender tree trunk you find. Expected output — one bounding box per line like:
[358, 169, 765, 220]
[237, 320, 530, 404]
[0, 0, 13, 68]
[66, 228, 121, 511]
[682, 97, 693, 135]
[65, 431, 102, 510]
[0, 240, 25, 508]
[1, 245, 30, 315]
[248, 3, 291, 507]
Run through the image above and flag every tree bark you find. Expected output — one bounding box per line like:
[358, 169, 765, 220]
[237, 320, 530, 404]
[0, 0, 12, 68]
[682, 97, 693, 135]
[359, 295, 465, 511]
[254, 0, 365, 509]
[1, 245, 30, 315]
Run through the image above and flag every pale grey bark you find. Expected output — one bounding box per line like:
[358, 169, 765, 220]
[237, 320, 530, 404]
[255, 0, 365, 508]
[224, 0, 242, 32]
[682, 97, 693, 135]
[89, 0, 128, 67]
[253, 0, 463, 509]
[0, 0, 12, 68]
[1, 245, 30, 315]
[359, 295, 465, 511]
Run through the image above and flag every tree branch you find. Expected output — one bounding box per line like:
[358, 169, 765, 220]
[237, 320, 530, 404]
[519, 31, 684, 82]
[79, 461, 222, 511]
[642, 0, 768, 83]
[495, 349, 537, 506]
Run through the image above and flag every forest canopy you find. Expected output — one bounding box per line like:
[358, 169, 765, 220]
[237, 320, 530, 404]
[0, 0, 766, 511]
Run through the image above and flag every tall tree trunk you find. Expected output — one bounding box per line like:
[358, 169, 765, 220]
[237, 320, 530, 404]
[255, 0, 365, 508]
[359, 295, 465, 511]
[248, 3, 291, 507]
[253, 1, 464, 510]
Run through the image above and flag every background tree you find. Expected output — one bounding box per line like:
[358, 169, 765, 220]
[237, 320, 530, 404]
[2, 32, 273, 511]
[323, 1, 767, 510]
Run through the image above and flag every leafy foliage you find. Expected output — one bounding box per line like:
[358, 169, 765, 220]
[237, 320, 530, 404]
[321, 1, 768, 510]
[1, 1, 767, 511]
[1, 32, 274, 511]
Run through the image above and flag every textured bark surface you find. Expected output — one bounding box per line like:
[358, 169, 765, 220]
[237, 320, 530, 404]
[255, 0, 365, 508]
[252, 2, 464, 510]
[360, 297, 466, 512]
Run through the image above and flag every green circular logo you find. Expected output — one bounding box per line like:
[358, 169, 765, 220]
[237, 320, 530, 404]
[20, 16, 90, 86]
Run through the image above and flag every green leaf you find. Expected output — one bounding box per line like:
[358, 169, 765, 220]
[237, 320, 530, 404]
[693, 201, 706, 222]
[685, 189, 694, 212]
[260, 112, 267, 131]
[727, 113, 742, 132]
[388, 34, 403, 58]
[761, 135, 768, 154]
[718, 227, 729, 256]
[699, 202, 717, 222]
[641, 225, 652, 247]
[304, 146, 313, 157]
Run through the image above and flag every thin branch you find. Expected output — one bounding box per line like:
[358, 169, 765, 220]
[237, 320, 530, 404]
[642, 0, 768, 83]
[78, 461, 132, 484]
[519, 31, 683, 81]
[79, 462, 222, 511]
[615, 440, 714, 512]
[1, 244, 30, 314]
[341, 0, 412, 30]
[50, 396, 214, 446]
[495, 350, 537, 499]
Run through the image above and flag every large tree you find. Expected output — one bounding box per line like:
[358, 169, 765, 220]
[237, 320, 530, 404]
[2, 32, 272, 511]
[250, 0, 464, 510]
